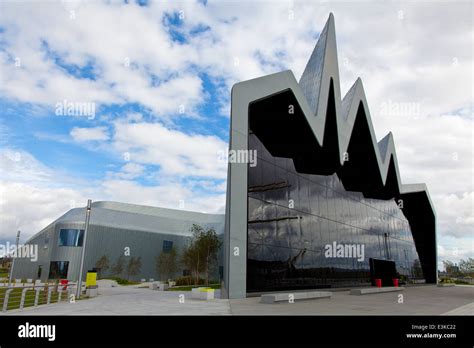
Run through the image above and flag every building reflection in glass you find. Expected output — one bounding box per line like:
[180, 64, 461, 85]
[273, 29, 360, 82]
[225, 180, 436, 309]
[247, 133, 424, 292]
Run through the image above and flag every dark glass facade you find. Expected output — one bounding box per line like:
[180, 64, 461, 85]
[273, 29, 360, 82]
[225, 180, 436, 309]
[247, 133, 424, 292]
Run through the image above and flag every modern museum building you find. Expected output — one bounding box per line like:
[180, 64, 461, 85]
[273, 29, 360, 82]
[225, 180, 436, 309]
[222, 14, 436, 298]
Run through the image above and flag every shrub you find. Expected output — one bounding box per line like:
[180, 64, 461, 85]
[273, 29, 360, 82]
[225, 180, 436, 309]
[454, 279, 469, 285]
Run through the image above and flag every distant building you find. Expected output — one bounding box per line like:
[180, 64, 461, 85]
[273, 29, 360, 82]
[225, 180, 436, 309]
[13, 201, 224, 281]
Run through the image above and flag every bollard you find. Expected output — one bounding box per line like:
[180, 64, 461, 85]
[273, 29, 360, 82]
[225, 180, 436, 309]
[34, 288, 41, 306]
[20, 288, 30, 310]
[47, 287, 53, 305]
[2, 289, 13, 312]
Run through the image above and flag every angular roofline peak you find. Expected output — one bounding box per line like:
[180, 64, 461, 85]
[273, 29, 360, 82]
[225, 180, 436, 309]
[230, 13, 435, 213]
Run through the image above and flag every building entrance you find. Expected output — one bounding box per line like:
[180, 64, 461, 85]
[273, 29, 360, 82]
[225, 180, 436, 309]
[369, 258, 397, 286]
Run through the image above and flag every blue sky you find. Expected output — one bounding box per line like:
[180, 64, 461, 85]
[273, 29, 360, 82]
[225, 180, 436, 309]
[0, 1, 472, 268]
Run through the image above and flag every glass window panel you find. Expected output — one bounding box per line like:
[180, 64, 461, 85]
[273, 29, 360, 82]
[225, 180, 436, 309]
[327, 188, 336, 221]
[273, 155, 288, 172]
[248, 133, 259, 152]
[248, 155, 264, 201]
[339, 222, 352, 244]
[309, 184, 321, 216]
[261, 160, 276, 203]
[287, 171, 299, 211]
[348, 197, 357, 227]
[48, 261, 69, 279]
[262, 201, 276, 221]
[276, 218, 290, 248]
[248, 223, 264, 245]
[318, 185, 328, 218]
[289, 215, 303, 250]
[300, 213, 312, 249]
[319, 218, 330, 250]
[248, 243, 263, 261]
[333, 190, 340, 221]
[58, 229, 84, 247]
[298, 175, 311, 214]
[162, 240, 173, 253]
[262, 221, 277, 246]
[273, 165, 289, 208]
[311, 215, 322, 252]
[362, 204, 369, 229]
[248, 197, 262, 222]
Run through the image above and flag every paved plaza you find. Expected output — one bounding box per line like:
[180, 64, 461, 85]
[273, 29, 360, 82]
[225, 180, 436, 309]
[3, 283, 473, 316]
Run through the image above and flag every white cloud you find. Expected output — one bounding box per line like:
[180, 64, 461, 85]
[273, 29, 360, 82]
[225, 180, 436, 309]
[0, 181, 88, 241]
[0, 149, 54, 184]
[0, 149, 90, 241]
[70, 126, 109, 142]
[108, 162, 145, 180]
[112, 120, 227, 178]
[434, 192, 474, 239]
[0, 1, 205, 117]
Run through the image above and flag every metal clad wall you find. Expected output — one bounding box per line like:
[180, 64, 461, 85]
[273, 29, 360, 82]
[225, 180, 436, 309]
[11, 224, 55, 280]
[12, 202, 225, 282]
[80, 224, 191, 281]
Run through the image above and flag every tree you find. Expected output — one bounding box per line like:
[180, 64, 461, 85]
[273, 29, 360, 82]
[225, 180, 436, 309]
[182, 241, 201, 285]
[126, 257, 142, 280]
[111, 255, 125, 276]
[459, 257, 474, 276]
[95, 255, 110, 279]
[181, 224, 222, 286]
[156, 247, 179, 281]
[443, 260, 460, 277]
[200, 228, 221, 285]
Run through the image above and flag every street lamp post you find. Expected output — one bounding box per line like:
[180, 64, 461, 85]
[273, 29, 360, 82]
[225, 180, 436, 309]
[8, 230, 20, 287]
[76, 200, 92, 299]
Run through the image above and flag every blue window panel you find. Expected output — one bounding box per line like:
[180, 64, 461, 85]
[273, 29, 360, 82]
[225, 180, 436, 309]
[58, 229, 84, 247]
[162, 240, 173, 253]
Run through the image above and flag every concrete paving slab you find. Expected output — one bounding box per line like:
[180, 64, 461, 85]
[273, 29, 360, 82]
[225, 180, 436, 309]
[261, 291, 332, 303]
[350, 287, 404, 295]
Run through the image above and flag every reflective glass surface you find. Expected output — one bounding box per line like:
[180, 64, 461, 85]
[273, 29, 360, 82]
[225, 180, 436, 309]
[58, 229, 84, 247]
[48, 261, 69, 279]
[162, 240, 173, 253]
[247, 134, 424, 292]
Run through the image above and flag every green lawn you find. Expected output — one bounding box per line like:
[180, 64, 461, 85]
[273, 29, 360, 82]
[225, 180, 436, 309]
[167, 284, 220, 291]
[0, 287, 63, 311]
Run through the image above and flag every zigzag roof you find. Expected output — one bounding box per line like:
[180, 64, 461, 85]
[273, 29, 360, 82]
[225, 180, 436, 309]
[233, 13, 434, 214]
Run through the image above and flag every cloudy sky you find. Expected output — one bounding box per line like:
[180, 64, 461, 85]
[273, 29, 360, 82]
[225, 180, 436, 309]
[0, 0, 472, 268]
